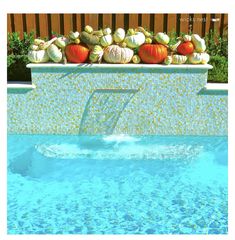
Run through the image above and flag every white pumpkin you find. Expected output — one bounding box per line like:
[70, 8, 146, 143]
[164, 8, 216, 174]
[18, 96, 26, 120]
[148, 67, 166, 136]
[125, 31, 145, 48]
[191, 34, 206, 53]
[113, 28, 126, 43]
[201, 52, 210, 64]
[89, 45, 104, 63]
[172, 55, 187, 64]
[154, 32, 170, 45]
[28, 50, 49, 63]
[55, 37, 69, 49]
[188, 52, 203, 64]
[103, 45, 134, 64]
[164, 56, 173, 65]
[47, 44, 63, 63]
[100, 34, 113, 47]
[183, 35, 192, 42]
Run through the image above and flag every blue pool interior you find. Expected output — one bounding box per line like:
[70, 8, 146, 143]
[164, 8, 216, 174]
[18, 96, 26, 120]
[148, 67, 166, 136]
[8, 134, 228, 234]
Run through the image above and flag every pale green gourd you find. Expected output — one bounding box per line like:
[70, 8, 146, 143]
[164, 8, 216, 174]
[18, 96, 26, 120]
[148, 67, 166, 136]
[164, 56, 173, 65]
[47, 44, 63, 63]
[113, 28, 126, 43]
[132, 55, 141, 64]
[69, 31, 79, 40]
[100, 34, 113, 47]
[89, 45, 104, 63]
[80, 31, 100, 45]
[124, 31, 145, 48]
[33, 39, 45, 46]
[55, 37, 69, 49]
[154, 32, 170, 45]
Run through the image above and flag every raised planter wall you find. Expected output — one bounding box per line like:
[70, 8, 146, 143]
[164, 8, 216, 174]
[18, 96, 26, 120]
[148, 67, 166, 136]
[7, 64, 227, 135]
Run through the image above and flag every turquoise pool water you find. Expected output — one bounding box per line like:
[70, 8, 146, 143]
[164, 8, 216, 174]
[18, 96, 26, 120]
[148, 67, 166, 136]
[8, 134, 228, 234]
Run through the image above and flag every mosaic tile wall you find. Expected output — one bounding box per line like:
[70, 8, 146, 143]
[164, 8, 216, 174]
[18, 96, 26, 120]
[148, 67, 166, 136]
[7, 65, 227, 135]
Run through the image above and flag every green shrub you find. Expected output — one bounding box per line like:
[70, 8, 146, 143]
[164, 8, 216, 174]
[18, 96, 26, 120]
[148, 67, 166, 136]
[7, 31, 35, 82]
[7, 54, 31, 82]
[207, 55, 228, 83]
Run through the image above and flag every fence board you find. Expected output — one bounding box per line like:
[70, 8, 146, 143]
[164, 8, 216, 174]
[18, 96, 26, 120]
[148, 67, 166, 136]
[50, 14, 60, 35]
[7, 13, 228, 39]
[63, 14, 73, 35]
[13, 14, 24, 38]
[154, 14, 164, 33]
[167, 14, 176, 34]
[214, 13, 222, 34]
[26, 14, 36, 36]
[85, 14, 98, 30]
[223, 14, 228, 36]
[193, 14, 203, 35]
[38, 14, 48, 39]
[103, 14, 112, 29]
[115, 14, 124, 29]
[180, 14, 189, 34]
[129, 14, 138, 29]
[75, 14, 82, 32]
[141, 14, 150, 30]
[205, 14, 212, 35]
[7, 14, 12, 33]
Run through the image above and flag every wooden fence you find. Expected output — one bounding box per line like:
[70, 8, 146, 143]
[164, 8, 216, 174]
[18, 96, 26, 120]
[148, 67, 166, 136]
[8, 13, 228, 39]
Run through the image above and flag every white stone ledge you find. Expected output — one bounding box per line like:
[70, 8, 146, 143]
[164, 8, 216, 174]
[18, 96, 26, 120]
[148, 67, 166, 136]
[7, 82, 36, 89]
[27, 63, 213, 70]
[205, 83, 228, 91]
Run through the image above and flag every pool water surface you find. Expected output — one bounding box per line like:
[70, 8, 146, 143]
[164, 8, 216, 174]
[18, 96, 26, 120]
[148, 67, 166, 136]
[8, 134, 228, 234]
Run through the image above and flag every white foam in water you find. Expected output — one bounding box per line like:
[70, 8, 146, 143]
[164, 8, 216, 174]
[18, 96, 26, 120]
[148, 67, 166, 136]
[35, 144, 84, 159]
[103, 134, 140, 143]
[35, 142, 204, 161]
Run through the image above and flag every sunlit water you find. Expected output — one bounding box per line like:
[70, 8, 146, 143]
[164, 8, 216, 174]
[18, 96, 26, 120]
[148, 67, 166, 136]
[8, 134, 228, 234]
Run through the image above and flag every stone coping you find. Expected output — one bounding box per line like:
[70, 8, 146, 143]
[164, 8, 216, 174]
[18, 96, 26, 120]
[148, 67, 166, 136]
[27, 63, 213, 70]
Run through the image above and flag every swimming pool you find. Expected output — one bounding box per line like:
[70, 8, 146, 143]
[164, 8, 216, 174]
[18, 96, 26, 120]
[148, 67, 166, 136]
[8, 134, 227, 234]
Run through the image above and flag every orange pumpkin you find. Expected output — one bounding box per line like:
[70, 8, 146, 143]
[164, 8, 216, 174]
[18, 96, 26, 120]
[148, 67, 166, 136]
[177, 42, 194, 55]
[65, 44, 89, 63]
[138, 44, 168, 64]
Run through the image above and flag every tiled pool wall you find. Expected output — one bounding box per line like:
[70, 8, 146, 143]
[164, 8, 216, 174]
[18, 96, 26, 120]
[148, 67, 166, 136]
[7, 64, 227, 135]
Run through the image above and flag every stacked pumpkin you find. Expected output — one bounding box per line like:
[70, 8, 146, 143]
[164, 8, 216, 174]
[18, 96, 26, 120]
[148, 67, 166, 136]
[28, 25, 210, 65]
[167, 34, 210, 65]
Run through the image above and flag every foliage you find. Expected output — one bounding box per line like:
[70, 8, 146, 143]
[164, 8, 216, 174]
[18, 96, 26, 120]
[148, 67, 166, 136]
[7, 31, 35, 55]
[7, 55, 31, 81]
[207, 55, 228, 83]
[205, 29, 228, 58]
